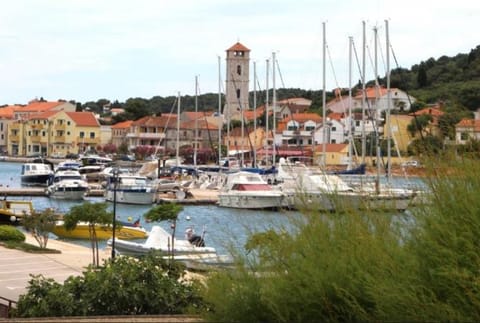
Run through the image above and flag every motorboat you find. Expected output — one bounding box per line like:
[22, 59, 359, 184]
[20, 162, 54, 187]
[52, 220, 148, 240]
[217, 171, 286, 210]
[55, 160, 82, 172]
[109, 225, 216, 256]
[105, 174, 156, 205]
[109, 225, 232, 270]
[0, 199, 34, 224]
[46, 169, 89, 200]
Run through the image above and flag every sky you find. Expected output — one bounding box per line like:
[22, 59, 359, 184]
[0, 0, 479, 105]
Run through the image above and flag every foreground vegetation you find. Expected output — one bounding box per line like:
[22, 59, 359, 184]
[9, 154, 480, 320]
[201, 154, 480, 322]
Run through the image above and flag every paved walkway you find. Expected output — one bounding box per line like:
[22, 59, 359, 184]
[0, 234, 110, 302]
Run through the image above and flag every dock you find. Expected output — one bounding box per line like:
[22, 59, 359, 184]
[0, 187, 219, 204]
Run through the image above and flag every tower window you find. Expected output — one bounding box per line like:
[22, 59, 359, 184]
[237, 65, 242, 75]
[236, 89, 241, 98]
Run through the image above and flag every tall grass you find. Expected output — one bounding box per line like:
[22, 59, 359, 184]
[201, 156, 480, 322]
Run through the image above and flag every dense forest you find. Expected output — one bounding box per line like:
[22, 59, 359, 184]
[77, 45, 480, 123]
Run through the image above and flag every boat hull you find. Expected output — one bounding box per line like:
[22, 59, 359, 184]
[0, 200, 34, 224]
[52, 222, 148, 240]
[105, 189, 156, 205]
[46, 186, 87, 200]
[218, 192, 286, 210]
[21, 174, 52, 187]
[289, 190, 414, 212]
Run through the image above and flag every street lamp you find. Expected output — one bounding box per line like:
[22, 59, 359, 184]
[111, 168, 119, 259]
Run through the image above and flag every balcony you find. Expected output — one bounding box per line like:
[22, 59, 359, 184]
[53, 136, 67, 143]
[54, 124, 67, 130]
[9, 123, 21, 131]
[30, 124, 44, 130]
[30, 136, 42, 143]
[77, 137, 100, 144]
[126, 133, 165, 139]
[9, 135, 19, 142]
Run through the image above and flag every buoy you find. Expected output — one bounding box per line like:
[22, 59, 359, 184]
[127, 216, 133, 222]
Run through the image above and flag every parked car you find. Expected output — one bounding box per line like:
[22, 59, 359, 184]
[400, 160, 419, 167]
[156, 178, 181, 193]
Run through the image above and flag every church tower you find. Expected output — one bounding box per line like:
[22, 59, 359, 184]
[224, 42, 250, 121]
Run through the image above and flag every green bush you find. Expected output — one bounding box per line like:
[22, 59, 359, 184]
[15, 252, 204, 317]
[0, 225, 25, 242]
[201, 155, 480, 322]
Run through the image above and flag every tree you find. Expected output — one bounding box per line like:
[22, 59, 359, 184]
[417, 63, 428, 88]
[63, 202, 113, 267]
[22, 209, 57, 249]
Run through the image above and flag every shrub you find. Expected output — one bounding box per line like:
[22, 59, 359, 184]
[201, 155, 480, 322]
[0, 225, 25, 242]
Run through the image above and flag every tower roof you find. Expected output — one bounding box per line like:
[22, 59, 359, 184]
[226, 42, 250, 52]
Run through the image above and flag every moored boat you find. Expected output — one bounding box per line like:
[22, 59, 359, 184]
[46, 169, 89, 200]
[218, 171, 286, 210]
[0, 200, 34, 224]
[20, 163, 54, 187]
[52, 220, 148, 240]
[105, 174, 156, 205]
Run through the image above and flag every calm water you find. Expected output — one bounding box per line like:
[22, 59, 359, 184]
[0, 161, 426, 254]
[0, 161, 296, 254]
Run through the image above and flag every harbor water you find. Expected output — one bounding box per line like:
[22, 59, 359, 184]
[0, 161, 296, 254]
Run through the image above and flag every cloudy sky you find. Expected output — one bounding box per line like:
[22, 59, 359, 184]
[0, 0, 478, 105]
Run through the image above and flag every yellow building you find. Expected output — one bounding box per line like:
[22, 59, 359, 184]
[385, 114, 414, 154]
[8, 110, 100, 157]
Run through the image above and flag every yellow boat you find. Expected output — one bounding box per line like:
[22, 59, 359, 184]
[52, 221, 148, 240]
[0, 200, 34, 225]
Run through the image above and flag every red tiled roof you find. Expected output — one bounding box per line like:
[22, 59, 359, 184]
[456, 118, 480, 131]
[27, 110, 58, 120]
[132, 115, 177, 127]
[66, 112, 100, 127]
[227, 42, 250, 52]
[111, 120, 133, 129]
[181, 119, 219, 131]
[0, 105, 21, 118]
[282, 112, 322, 123]
[409, 107, 444, 117]
[18, 101, 64, 112]
[353, 87, 401, 99]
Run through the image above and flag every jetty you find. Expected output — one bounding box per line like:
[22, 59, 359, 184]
[0, 186, 219, 205]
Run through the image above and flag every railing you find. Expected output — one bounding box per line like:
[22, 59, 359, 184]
[0, 295, 17, 318]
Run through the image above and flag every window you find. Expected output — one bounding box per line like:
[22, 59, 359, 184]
[89, 132, 95, 139]
[236, 89, 240, 98]
[79, 131, 85, 138]
[237, 65, 242, 75]
[461, 132, 469, 140]
[305, 126, 315, 131]
[331, 126, 336, 131]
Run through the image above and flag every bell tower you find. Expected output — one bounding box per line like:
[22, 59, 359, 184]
[224, 42, 250, 121]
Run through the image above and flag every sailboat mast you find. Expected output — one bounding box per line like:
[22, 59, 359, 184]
[218, 56, 222, 166]
[176, 92, 181, 167]
[322, 21, 327, 167]
[253, 61, 257, 168]
[361, 21, 366, 164]
[385, 19, 392, 181]
[194, 75, 198, 168]
[272, 52, 277, 166]
[374, 25, 381, 193]
[265, 59, 270, 166]
[348, 36, 353, 170]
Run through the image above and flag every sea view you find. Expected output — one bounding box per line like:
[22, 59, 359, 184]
[0, 160, 297, 254]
